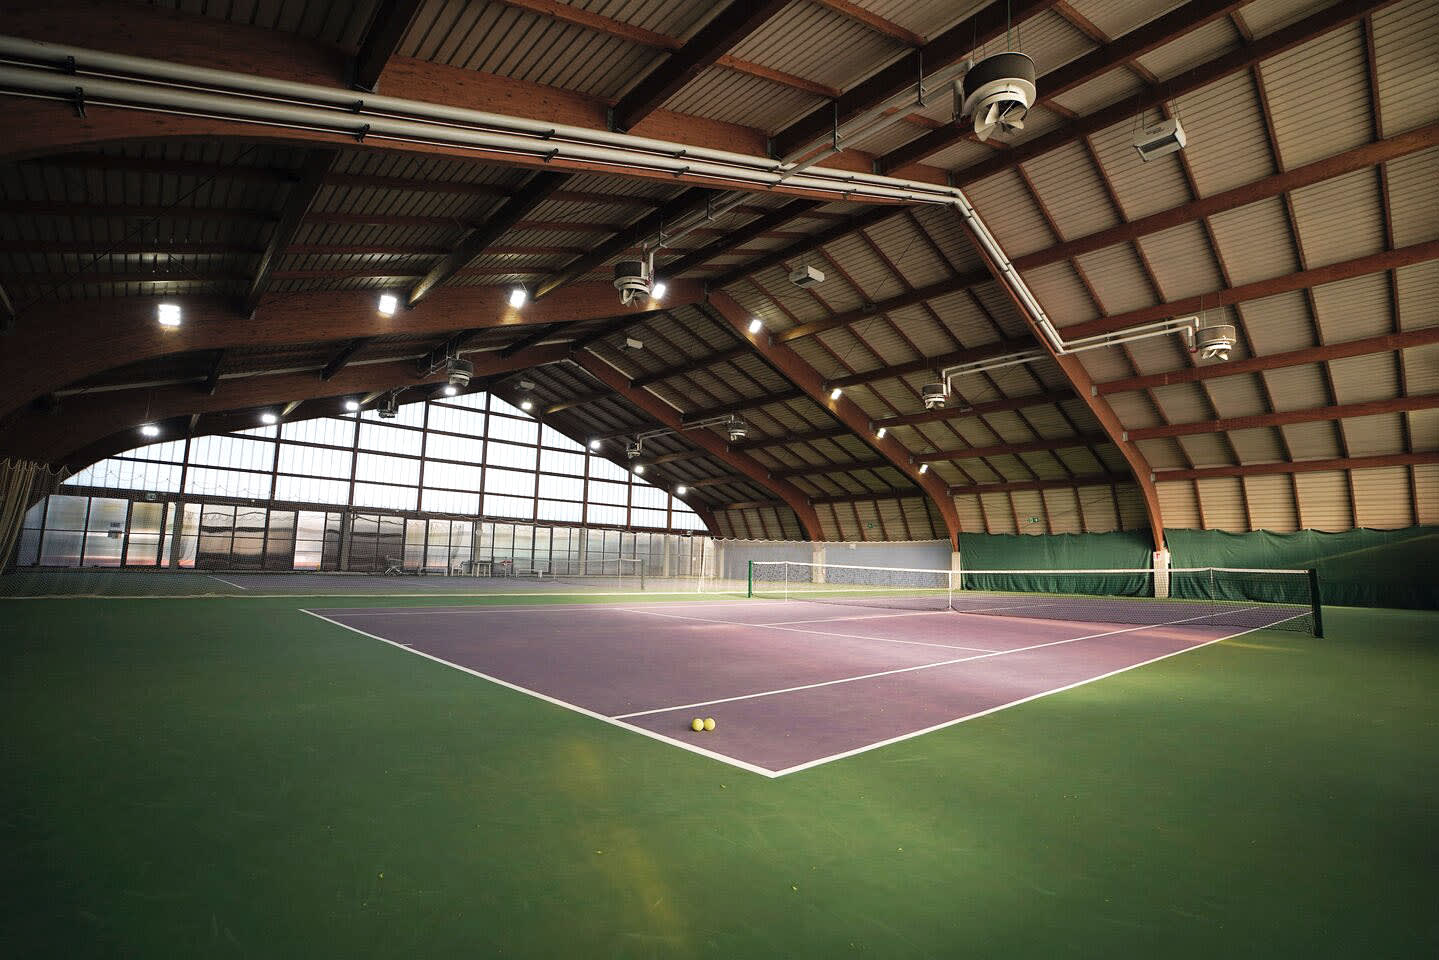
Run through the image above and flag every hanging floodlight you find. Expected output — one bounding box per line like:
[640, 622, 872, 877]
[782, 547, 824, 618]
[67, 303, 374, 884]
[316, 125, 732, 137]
[956, 52, 1037, 142]
[588, 438, 601, 451]
[377, 293, 398, 316]
[508, 286, 528, 308]
[727, 415, 748, 442]
[156, 303, 181, 327]
[446, 356, 474, 387]
[140, 423, 160, 437]
[921, 382, 948, 410]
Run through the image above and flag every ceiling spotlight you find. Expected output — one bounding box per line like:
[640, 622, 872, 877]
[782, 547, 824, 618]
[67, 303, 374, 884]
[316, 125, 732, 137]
[443, 384, 458, 396]
[651, 281, 667, 300]
[520, 398, 534, 412]
[508, 286, 528, 309]
[588, 438, 601, 451]
[675, 485, 687, 496]
[446, 356, 473, 388]
[377, 293, 398, 317]
[633, 464, 646, 475]
[140, 423, 160, 437]
[918, 463, 929, 474]
[830, 386, 843, 401]
[344, 399, 361, 412]
[922, 382, 948, 410]
[875, 426, 887, 439]
[261, 412, 278, 425]
[156, 303, 181, 327]
[748, 317, 764, 334]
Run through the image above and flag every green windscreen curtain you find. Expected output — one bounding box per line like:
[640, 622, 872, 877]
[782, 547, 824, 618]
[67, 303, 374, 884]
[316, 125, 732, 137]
[1166, 527, 1438, 611]
[956, 531, 1154, 596]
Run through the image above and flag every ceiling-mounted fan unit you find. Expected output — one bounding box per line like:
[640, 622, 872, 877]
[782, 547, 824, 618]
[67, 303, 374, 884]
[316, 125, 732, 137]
[955, 52, 1037, 142]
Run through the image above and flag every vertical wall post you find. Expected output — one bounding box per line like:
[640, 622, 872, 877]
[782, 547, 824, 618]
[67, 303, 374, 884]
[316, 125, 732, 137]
[1307, 568, 1325, 638]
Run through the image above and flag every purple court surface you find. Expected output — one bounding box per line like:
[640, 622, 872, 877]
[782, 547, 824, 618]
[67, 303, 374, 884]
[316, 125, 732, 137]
[305, 599, 1296, 777]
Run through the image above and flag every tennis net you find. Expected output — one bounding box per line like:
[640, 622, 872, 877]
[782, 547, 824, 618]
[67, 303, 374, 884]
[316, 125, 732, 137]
[747, 560, 1321, 636]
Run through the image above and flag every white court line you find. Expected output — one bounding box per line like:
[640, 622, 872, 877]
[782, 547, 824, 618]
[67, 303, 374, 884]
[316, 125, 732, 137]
[756, 609, 955, 627]
[611, 606, 1268, 720]
[614, 606, 999, 655]
[207, 575, 247, 590]
[308, 598, 779, 617]
[771, 608, 1310, 776]
[298, 608, 779, 779]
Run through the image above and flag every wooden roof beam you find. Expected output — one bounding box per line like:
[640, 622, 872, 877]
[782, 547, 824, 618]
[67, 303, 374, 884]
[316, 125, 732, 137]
[708, 290, 962, 543]
[245, 148, 337, 313]
[1127, 393, 1439, 440]
[1158, 453, 1439, 482]
[879, 0, 1247, 171]
[772, 0, 1059, 159]
[950, 0, 1402, 188]
[351, 0, 426, 92]
[572, 351, 823, 539]
[610, 1, 792, 133]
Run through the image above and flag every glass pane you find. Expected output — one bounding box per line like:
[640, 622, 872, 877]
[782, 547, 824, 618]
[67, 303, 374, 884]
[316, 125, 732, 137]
[422, 434, 485, 464]
[82, 497, 128, 567]
[356, 452, 421, 487]
[353, 483, 417, 512]
[483, 494, 534, 519]
[426, 404, 486, 437]
[537, 499, 582, 523]
[358, 423, 423, 456]
[275, 475, 351, 506]
[539, 449, 585, 476]
[197, 504, 235, 568]
[421, 489, 479, 515]
[45, 495, 89, 531]
[536, 474, 583, 501]
[278, 443, 353, 478]
[486, 440, 537, 471]
[282, 416, 356, 447]
[588, 456, 629, 482]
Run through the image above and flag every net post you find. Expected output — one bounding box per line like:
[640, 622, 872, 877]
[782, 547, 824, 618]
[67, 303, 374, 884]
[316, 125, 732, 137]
[1307, 568, 1324, 638]
[747, 559, 753, 599]
[1152, 549, 1170, 599]
[949, 549, 962, 611]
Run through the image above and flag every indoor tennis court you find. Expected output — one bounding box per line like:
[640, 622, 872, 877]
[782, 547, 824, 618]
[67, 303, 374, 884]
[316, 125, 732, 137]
[3, 0, 1437, 956]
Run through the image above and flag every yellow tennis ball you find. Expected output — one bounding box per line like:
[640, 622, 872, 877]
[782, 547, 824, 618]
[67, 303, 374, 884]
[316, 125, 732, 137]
[691, 718, 704, 732]
[703, 718, 716, 732]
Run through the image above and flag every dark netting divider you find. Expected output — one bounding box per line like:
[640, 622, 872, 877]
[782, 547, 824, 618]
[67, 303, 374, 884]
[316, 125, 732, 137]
[748, 561, 1320, 635]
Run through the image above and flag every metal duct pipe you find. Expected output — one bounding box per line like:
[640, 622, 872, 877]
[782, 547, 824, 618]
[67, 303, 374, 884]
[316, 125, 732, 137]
[0, 37, 963, 206]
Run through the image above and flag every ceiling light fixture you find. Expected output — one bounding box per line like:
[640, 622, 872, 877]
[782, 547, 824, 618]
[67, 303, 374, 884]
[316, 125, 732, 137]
[675, 485, 687, 495]
[508, 286, 528, 308]
[520, 399, 534, 411]
[261, 412, 278, 425]
[344, 399, 361, 412]
[443, 384, 458, 396]
[918, 463, 929, 474]
[588, 438, 601, 451]
[875, 426, 886, 439]
[156, 303, 181, 327]
[140, 423, 160, 437]
[633, 464, 646, 475]
[830, 387, 842, 400]
[377, 293, 398, 317]
[650, 280, 667, 300]
[748, 317, 763, 334]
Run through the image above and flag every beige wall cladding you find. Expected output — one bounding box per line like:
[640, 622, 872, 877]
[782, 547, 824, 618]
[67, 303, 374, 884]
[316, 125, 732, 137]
[980, 492, 1016, 533]
[1340, 413, 1405, 457]
[1009, 490, 1047, 534]
[1017, 452, 1071, 482]
[1242, 474, 1300, 531]
[1072, 243, 1157, 314]
[866, 216, 950, 288]
[954, 493, 985, 534]
[1411, 409, 1439, 451]
[1288, 169, 1386, 269]
[1396, 261, 1439, 330]
[1116, 483, 1148, 530]
[1238, 291, 1315, 354]
[1023, 142, 1122, 238]
[1026, 262, 1102, 323]
[964, 169, 1055, 258]
[1124, 331, 1199, 375]
[1070, 344, 1134, 382]
[1177, 71, 1276, 194]
[1042, 488, 1084, 533]
[1196, 477, 1248, 530]
[661, 68, 819, 132]
[1110, 392, 1164, 431]
[1400, 344, 1439, 394]
[1177, 433, 1235, 468]
[1281, 421, 1343, 459]
[1049, 65, 1148, 116]
[1386, 149, 1439, 247]
[1312, 273, 1395, 344]
[1206, 197, 1301, 286]
[1372, 0, 1439, 135]
[904, 498, 939, 541]
[1414, 464, 1439, 523]
[1351, 466, 1416, 528]
[1088, 112, 1193, 218]
[1261, 24, 1371, 168]
[1329, 352, 1401, 404]
[1205, 371, 1269, 418]
[1136, 221, 1225, 299]
[1157, 480, 1202, 528]
[1239, 0, 1333, 39]
[1263, 364, 1329, 412]
[1293, 470, 1353, 530]
[818, 504, 843, 542]
[1077, 483, 1120, 532]
[1137, 16, 1239, 80]
[1054, 446, 1107, 476]
[1227, 425, 1289, 464]
[1149, 381, 1214, 423]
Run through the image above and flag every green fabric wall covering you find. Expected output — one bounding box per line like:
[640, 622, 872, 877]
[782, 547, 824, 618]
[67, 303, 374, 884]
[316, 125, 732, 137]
[957, 527, 1437, 610]
[1165, 527, 1438, 611]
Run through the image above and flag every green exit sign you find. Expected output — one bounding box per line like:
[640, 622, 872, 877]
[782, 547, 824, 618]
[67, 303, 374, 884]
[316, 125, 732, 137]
[1027, 516, 1041, 524]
